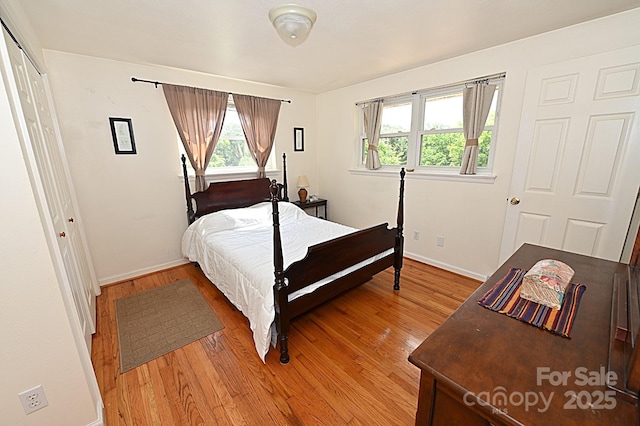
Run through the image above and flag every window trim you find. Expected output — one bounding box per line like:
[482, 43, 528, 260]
[348, 166, 496, 183]
[355, 74, 505, 182]
[179, 167, 282, 184]
[179, 160, 278, 178]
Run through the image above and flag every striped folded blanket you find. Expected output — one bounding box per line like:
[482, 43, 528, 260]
[478, 267, 586, 338]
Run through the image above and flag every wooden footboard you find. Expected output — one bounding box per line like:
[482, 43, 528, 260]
[271, 168, 406, 364]
[285, 224, 396, 294]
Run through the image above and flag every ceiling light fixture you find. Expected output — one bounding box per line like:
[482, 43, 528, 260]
[269, 4, 317, 47]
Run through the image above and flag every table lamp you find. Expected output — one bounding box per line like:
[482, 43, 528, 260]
[297, 175, 310, 203]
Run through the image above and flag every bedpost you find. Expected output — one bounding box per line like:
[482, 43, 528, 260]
[270, 179, 290, 364]
[182, 155, 196, 224]
[282, 153, 289, 202]
[394, 168, 406, 290]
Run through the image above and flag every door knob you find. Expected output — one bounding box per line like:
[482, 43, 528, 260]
[59, 231, 66, 238]
[509, 197, 520, 205]
[68, 217, 74, 222]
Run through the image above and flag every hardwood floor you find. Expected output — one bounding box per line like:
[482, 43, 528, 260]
[91, 258, 480, 425]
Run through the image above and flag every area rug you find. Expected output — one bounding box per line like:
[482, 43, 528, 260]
[115, 279, 223, 372]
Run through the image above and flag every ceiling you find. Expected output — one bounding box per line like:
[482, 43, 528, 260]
[13, 0, 640, 94]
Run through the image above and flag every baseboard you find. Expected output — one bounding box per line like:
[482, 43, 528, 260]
[98, 254, 484, 286]
[99, 258, 190, 286]
[404, 250, 487, 282]
[85, 400, 105, 426]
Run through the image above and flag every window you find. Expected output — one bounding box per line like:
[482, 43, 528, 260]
[359, 76, 503, 175]
[210, 104, 254, 168]
[178, 100, 276, 174]
[362, 99, 411, 165]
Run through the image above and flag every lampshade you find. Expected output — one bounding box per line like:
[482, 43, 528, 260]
[269, 4, 317, 47]
[297, 175, 310, 188]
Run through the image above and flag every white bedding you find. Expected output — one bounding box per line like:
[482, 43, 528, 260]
[182, 201, 390, 362]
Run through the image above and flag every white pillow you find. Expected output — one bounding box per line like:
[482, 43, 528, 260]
[188, 200, 308, 235]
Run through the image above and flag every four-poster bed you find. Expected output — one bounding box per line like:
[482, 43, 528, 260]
[181, 154, 406, 363]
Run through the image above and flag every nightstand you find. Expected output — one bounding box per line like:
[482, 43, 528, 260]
[293, 198, 327, 219]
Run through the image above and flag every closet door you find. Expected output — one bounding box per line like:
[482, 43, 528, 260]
[2, 29, 96, 348]
[26, 60, 98, 328]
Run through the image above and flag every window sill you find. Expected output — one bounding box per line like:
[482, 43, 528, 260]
[348, 168, 496, 184]
[179, 168, 281, 183]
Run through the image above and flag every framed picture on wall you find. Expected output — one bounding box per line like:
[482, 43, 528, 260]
[110, 117, 137, 154]
[294, 127, 304, 152]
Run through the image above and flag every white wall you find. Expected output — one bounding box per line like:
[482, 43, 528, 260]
[39, 9, 640, 285]
[316, 9, 640, 279]
[0, 59, 96, 426]
[43, 52, 319, 285]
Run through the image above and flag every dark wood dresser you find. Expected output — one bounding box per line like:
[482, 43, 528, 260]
[409, 243, 639, 425]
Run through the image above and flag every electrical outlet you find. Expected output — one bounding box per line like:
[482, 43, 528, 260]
[18, 385, 48, 415]
[413, 230, 420, 240]
[437, 236, 445, 247]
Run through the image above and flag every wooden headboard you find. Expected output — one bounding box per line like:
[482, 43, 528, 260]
[182, 154, 289, 224]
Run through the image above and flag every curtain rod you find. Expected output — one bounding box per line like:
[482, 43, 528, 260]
[131, 77, 292, 103]
[1, 18, 43, 75]
[355, 72, 506, 106]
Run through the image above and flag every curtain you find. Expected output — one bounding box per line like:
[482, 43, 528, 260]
[162, 84, 228, 192]
[363, 100, 383, 170]
[232, 94, 281, 178]
[460, 83, 497, 175]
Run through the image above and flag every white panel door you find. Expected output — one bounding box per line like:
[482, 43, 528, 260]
[2, 30, 94, 347]
[500, 46, 640, 263]
[25, 60, 97, 330]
